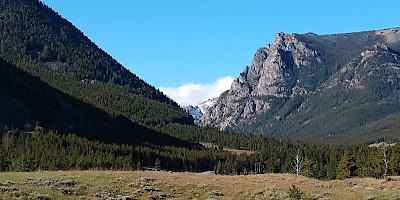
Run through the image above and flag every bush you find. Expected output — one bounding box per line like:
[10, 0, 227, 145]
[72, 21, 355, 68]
[288, 184, 302, 199]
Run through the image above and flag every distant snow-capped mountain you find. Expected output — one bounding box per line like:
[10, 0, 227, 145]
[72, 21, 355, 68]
[184, 97, 219, 124]
[184, 105, 203, 124]
[197, 97, 219, 114]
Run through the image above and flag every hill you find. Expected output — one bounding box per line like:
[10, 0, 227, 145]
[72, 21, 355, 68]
[0, 57, 195, 147]
[201, 27, 400, 144]
[0, 0, 194, 128]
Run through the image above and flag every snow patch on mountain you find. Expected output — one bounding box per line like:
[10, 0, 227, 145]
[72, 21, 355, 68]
[184, 96, 220, 124]
[197, 97, 219, 114]
[184, 105, 203, 124]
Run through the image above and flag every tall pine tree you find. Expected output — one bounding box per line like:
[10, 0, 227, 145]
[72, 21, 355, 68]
[336, 149, 357, 180]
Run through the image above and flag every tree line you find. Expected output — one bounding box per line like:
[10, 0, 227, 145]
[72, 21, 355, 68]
[1, 125, 399, 181]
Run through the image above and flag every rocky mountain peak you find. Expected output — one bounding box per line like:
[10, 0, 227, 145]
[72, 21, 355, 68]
[201, 27, 400, 143]
[232, 32, 320, 98]
[200, 32, 322, 129]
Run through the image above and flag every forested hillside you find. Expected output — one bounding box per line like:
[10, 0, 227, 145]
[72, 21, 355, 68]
[0, 0, 193, 127]
[0, 57, 195, 147]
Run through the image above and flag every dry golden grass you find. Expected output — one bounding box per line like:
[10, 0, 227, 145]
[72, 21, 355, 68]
[1, 170, 400, 199]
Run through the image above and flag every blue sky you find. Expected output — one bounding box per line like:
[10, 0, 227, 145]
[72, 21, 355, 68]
[41, 0, 400, 105]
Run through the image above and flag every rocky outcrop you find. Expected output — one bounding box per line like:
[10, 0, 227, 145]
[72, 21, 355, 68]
[200, 33, 322, 129]
[184, 96, 219, 124]
[201, 27, 400, 135]
[324, 43, 400, 90]
[184, 105, 203, 124]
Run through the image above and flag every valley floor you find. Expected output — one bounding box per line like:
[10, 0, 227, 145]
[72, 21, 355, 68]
[1, 170, 400, 199]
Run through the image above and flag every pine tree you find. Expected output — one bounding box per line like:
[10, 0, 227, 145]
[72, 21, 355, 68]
[336, 149, 357, 180]
[154, 158, 161, 171]
[0, 152, 9, 171]
[389, 146, 400, 176]
[301, 158, 313, 177]
[355, 145, 371, 177]
[215, 160, 222, 175]
[136, 160, 142, 171]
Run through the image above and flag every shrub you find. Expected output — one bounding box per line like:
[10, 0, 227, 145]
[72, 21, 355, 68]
[288, 184, 302, 199]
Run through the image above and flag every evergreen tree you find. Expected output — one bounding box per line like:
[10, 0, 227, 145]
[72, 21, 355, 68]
[0, 153, 9, 171]
[336, 149, 357, 180]
[300, 158, 313, 177]
[215, 160, 222, 175]
[154, 158, 161, 171]
[136, 160, 142, 171]
[389, 146, 400, 176]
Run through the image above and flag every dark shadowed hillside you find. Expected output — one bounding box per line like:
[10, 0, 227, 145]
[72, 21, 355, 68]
[0, 57, 196, 148]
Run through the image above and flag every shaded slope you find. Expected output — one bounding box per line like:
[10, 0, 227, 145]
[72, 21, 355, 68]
[0, 57, 195, 148]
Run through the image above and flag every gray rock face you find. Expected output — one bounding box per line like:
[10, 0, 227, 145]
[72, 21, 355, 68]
[200, 33, 321, 129]
[183, 105, 203, 124]
[324, 43, 400, 90]
[184, 96, 219, 124]
[200, 27, 400, 134]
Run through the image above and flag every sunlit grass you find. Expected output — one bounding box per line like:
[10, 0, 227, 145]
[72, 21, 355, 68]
[1, 170, 400, 199]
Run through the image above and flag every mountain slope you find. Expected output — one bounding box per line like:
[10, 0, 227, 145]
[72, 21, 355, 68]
[201, 27, 400, 144]
[0, 57, 195, 147]
[0, 0, 193, 127]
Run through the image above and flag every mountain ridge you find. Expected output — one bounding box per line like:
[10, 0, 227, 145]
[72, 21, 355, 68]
[201, 27, 400, 144]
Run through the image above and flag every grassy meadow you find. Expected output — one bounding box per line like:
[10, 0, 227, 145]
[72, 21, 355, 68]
[1, 170, 400, 199]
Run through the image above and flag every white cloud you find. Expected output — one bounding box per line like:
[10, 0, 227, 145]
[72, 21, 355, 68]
[160, 76, 235, 106]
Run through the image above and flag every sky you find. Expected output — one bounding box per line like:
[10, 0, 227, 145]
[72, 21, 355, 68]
[41, 0, 400, 105]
